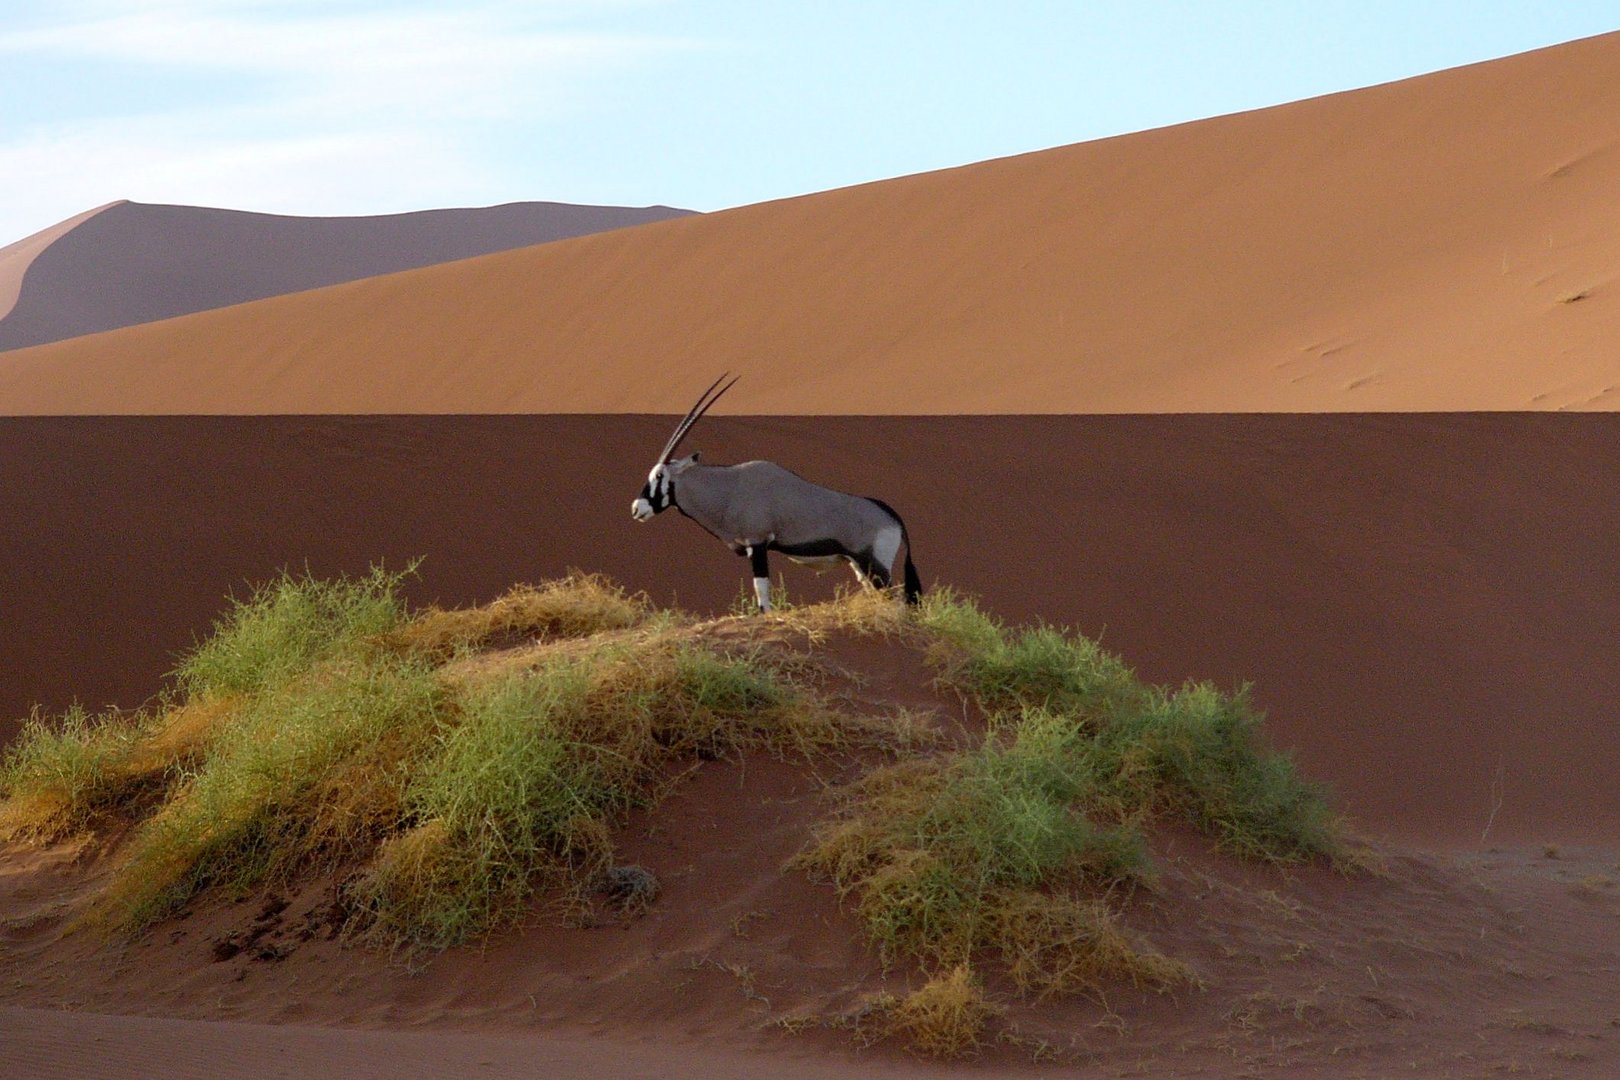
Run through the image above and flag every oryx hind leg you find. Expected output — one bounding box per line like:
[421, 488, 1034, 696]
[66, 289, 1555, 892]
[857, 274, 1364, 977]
[845, 555, 873, 590]
[845, 551, 892, 592]
[863, 523, 903, 592]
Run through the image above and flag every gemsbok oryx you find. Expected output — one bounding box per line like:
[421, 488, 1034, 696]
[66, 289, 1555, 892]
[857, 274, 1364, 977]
[630, 375, 921, 613]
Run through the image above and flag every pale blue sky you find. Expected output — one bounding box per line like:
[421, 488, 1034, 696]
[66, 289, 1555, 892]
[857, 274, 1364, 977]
[2, 2, 1616, 245]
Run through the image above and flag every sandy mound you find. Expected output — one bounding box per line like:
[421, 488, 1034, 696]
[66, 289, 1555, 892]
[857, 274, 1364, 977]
[0, 34, 1619, 412]
[3, 593, 1618, 1078]
[0, 200, 693, 353]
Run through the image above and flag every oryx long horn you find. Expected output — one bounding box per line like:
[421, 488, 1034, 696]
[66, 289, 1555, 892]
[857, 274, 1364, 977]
[659, 373, 739, 462]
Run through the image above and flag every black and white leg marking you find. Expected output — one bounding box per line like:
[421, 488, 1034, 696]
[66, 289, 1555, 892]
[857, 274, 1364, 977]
[748, 543, 772, 612]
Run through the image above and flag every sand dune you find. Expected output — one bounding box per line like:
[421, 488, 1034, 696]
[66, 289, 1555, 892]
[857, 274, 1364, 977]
[1, 34, 1619, 412]
[0, 200, 693, 353]
[4, 413, 1616, 847]
[0, 202, 122, 324]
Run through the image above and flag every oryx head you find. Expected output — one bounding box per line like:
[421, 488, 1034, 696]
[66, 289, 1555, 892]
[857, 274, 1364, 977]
[631, 373, 738, 522]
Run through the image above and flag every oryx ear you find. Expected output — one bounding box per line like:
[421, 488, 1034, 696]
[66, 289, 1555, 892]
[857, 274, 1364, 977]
[668, 452, 699, 471]
[690, 451, 701, 463]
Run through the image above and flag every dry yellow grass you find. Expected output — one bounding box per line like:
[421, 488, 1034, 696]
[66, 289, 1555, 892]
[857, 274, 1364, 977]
[769, 586, 915, 642]
[883, 964, 1004, 1057]
[119, 695, 236, 779]
[391, 573, 653, 657]
[0, 788, 73, 845]
[983, 889, 1193, 998]
[0, 697, 238, 846]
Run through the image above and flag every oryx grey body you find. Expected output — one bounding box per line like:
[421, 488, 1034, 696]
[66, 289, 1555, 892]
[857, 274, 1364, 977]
[631, 375, 920, 612]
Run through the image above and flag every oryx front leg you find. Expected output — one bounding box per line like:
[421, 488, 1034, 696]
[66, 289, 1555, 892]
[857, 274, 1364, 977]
[747, 544, 772, 613]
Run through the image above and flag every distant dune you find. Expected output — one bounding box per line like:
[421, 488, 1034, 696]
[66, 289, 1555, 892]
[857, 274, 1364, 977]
[1, 34, 1618, 411]
[0, 200, 694, 352]
[0, 203, 118, 326]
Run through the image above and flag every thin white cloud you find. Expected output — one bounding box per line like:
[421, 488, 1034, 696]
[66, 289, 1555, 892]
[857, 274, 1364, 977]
[0, 1, 695, 241]
[1, 2, 676, 119]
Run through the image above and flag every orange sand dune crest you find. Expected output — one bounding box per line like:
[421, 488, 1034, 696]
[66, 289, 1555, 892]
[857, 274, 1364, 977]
[1, 33, 1620, 413]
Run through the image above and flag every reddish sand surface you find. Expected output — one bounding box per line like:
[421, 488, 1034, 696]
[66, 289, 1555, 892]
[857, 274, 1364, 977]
[2, 413, 1618, 848]
[4, 413, 1620, 1075]
[1, 35, 1619, 412]
[0, 200, 693, 352]
[7, 33, 1620, 1080]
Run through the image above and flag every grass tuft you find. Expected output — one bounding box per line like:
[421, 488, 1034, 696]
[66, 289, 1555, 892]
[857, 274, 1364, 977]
[350, 636, 838, 949]
[918, 591, 1139, 714]
[0, 696, 242, 846]
[916, 592, 1339, 864]
[985, 889, 1192, 998]
[797, 709, 1176, 990]
[797, 591, 1333, 1047]
[883, 964, 1004, 1057]
[1078, 683, 1341, 862]
[774, 585, 915, 640]
[352, 663, 618, 947]
[0, 706, 145, 844]
[391, 573, 653, 657]
[94, 652, 445, 929]
[174, 564, 413, 699]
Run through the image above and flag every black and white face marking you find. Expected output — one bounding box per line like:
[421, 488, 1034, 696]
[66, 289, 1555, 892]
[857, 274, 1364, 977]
[630, 462, 672, 522]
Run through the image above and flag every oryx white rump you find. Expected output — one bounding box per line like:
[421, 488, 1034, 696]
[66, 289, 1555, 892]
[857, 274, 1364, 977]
[631, 375, 921, 612]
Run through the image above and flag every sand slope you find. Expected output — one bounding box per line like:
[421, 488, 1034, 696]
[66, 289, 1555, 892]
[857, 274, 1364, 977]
[5, 704, 1620, 1077]
[1, 34, 1619, 412]
[4, 413, 1616, 847]
[0, 203, 122, 324]
[0, 1006, 975, 1080]
[0, 200, 693, 353]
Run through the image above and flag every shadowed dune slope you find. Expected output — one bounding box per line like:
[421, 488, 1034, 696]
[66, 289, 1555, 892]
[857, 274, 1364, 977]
[2, 34, 1620, 412]
[0, 200, 694, 353]
[0, 203, 121, 324]
[3, 413, 1617, 846]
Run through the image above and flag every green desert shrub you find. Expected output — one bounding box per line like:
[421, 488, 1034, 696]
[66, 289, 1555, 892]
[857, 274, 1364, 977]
[917, 591, 1337, 862]
[353, 667, 614, 947]
[352, 638, 835, 949]
[918, 592, 1140, 715]
[1079, 682, 1339, 861]
[802, 594, 1340, 1023]
[98, 650, 444, 928]
[797, 709, 1170, 989]
[0, 705, 147, 843]
[174, 564, 412, 699]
